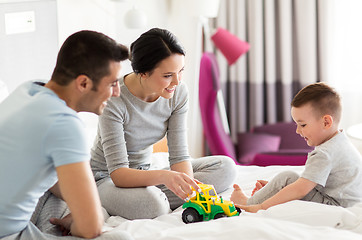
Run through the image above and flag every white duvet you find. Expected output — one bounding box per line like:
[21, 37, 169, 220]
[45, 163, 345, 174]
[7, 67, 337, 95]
[100, 162, 362, 240]
[77, 116, 362, 240]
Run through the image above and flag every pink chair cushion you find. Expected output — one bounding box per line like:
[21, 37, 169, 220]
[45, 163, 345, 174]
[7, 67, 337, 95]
[249, 151, 308, 166]
[238, 122, 313, 166]
[252, 122, 312, 151]
[237, 132, 281, 164]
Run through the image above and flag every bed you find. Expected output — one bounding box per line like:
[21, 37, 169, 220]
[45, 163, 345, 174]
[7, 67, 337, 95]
[72, 112, 362, 240]
[92, 153, 361, 240]
[2, 82, 361, 239]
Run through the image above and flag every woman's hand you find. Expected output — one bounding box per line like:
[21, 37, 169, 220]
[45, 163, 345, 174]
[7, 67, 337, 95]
[162, 170, 200, 201]
[110, 162, 201, 201]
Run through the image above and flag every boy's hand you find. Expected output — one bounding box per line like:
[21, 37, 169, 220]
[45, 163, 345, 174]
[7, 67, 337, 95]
[235, 204, 263, 213]
[251, 180, 268, 196]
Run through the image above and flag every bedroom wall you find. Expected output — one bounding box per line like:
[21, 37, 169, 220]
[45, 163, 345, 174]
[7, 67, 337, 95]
[56, 0, 170, 81]
[0, 0, 58, 92]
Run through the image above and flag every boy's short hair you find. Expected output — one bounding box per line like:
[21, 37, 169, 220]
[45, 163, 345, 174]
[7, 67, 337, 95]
[291, 82, 342, 123]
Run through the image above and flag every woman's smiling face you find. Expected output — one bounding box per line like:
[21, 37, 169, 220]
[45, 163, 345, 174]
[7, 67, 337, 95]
[142, 53, 185, 101]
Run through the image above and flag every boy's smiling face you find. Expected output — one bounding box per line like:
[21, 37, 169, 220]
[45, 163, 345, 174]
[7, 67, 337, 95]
[291, 103, 331, 147]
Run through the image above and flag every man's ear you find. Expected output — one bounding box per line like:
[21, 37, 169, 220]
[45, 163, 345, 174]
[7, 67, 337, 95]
[75, 75, 93, 92]
[323, 115, 333, 129]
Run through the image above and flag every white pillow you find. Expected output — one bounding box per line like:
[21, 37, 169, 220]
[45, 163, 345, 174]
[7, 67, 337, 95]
[0, 80, 9, 103]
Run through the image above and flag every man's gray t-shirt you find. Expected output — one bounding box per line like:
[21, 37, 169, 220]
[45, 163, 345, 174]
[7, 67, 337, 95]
[301, 130, 362, 207]
[91, 76, 190, 180]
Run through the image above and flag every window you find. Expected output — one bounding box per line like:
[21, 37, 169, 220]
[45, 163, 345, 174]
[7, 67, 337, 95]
[331, 0, 362, 129]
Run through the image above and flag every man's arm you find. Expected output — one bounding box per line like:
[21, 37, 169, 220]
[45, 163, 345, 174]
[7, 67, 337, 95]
[56, 161, 104, 239]
[49, 182, 62, 199]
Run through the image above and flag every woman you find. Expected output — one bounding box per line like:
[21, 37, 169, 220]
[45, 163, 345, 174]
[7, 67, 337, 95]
[90, 28, 237, 220]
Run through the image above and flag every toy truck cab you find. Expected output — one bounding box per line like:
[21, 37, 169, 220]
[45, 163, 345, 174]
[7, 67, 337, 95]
[182, 184, 240, 224]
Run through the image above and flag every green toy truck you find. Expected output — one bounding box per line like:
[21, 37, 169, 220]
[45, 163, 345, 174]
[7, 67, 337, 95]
[182, 184, 240, 224]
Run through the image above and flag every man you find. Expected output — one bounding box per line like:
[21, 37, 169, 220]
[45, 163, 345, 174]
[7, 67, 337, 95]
[0, 31, 132, 239]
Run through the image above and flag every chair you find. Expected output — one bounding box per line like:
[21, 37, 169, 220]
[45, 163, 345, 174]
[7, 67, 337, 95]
[199, 52, 237, 163]
[198, 53, 313, 166]
[237, 122, 313, 166]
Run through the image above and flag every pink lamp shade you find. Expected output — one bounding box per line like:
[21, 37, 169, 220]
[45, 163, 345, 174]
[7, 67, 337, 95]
[211, 27, 250, 65]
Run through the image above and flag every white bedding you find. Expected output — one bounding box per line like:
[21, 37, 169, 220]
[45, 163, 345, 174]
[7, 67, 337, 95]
[2, 80, 361, 239]
[99, 157, 362, 240]
[77, 115, 362, 240]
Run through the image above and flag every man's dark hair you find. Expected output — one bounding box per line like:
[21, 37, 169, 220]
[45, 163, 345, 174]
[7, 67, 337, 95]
[51, 30, 129, 88]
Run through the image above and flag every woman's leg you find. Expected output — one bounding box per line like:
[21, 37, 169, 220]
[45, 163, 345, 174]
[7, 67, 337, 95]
[192, 155, 237, 193]
[159, 155, 237, 210]
[98, 178, 171, 219]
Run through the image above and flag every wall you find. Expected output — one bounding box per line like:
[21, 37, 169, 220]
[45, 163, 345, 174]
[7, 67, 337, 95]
[168, 0, 204, 159]
[0, 0, 58, 92]
[56, 0, 159, 75]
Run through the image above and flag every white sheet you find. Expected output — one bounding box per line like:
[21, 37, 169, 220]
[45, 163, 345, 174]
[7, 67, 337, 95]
[101, 163, 362, 240]
[79, 110, 362, 239]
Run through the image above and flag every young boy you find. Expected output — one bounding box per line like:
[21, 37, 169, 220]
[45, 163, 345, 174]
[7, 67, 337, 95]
[231, 82, 362, 213]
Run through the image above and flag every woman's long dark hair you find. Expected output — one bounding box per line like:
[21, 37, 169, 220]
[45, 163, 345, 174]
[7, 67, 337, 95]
[130, 28, 185, 74]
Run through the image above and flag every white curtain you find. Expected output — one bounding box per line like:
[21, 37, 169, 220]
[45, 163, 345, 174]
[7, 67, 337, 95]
[214, 0, 335, 143]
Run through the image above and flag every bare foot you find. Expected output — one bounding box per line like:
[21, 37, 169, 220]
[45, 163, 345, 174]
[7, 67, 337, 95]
[251, 180, 268, 196]
[230, 184, 248, 205]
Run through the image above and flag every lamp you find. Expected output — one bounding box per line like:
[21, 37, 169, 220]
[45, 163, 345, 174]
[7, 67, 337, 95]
[124, 6, 147, 29]
[198, 26, 250, 161]
[211, 27, 250, 65]
[186, 0, 220, 18]
[208, 27, 250, 133]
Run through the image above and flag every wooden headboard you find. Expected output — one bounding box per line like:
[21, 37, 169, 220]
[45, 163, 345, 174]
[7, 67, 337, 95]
[153, 137, 168, 153]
